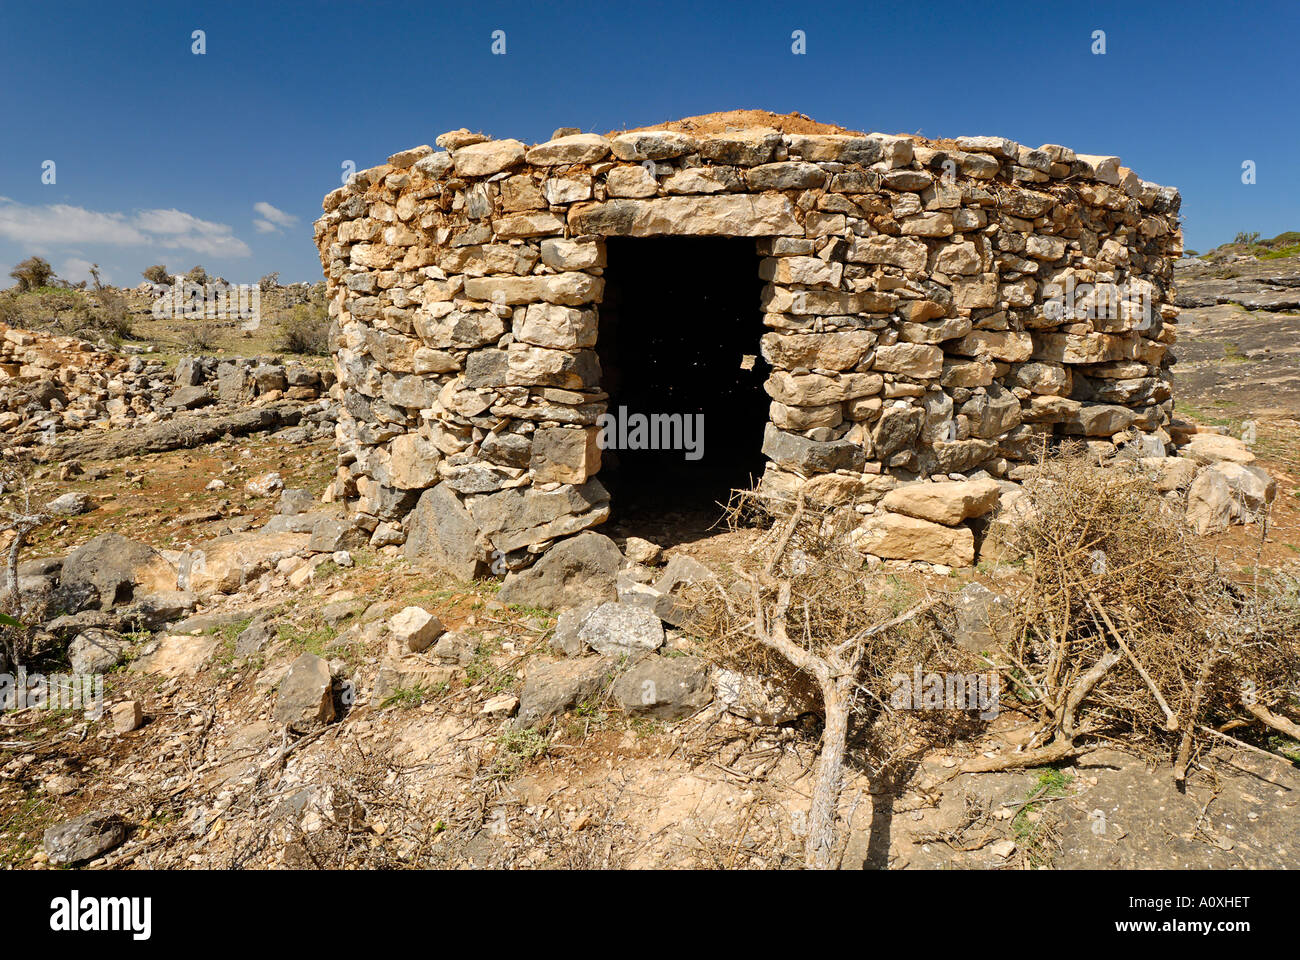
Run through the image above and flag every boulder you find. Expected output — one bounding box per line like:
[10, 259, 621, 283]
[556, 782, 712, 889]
[497, 532, 622, 610]
[623, 537, 662, 565]
[47, 492, 92, 516]
[1206, 461, 1276, 520]
[111, 700, 143, 734]
[1139, 456, 1198, 492]
[1186, 468, 1232, 535]
[388, 606, 445, 652]
[761, 424, 866, 475]
[165, 385, 213, 410]
[1181, 433, 1257, 466]
[236, 615, 278, 657]
[1061, 403, 1135, 437]
[611, 656, 712, 719]
[513, 656, 612, 728]
[68, 629, 129, 674]
[60, 533, 177, 609]
[179, 531, 310, 596]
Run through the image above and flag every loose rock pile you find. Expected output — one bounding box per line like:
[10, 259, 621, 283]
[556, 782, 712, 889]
[0, 323, 337, 453]
[313, 112, 1183, 568]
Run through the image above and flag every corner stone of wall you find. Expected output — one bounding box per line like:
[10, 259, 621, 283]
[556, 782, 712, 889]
[313, 122, 1182, 572]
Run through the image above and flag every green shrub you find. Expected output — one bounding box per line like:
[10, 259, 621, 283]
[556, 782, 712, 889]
[277, 303, 330, 355]
[8, 256, 54, 292]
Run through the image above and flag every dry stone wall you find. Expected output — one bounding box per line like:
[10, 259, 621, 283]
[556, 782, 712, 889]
[314, 119, 1182, 572]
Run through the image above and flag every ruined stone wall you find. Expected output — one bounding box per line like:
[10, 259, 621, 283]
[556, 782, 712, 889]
[313, 121, 1182, 572]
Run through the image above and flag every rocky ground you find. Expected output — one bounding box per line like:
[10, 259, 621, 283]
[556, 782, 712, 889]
[1, 251, 1299, 870]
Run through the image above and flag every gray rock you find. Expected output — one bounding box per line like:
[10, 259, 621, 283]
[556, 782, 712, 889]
[552, 601, 601, 655]
[321, 599, 363, 627]
[274, 653, 335, 728]
[262, 509, 335, 534]
[47, 492, 92, 516]
[431, 630, 477, 665]
[165, 385, 213, 410]
[643, 554, 718, 627]
[216, 361, 249, 401]
[279, 488, 315, 516]
[497, 532, 621, 610]
[18, 556, 62, 578]
[403, 483, 485, 580]
[68, 628, 129, 674]
[762, 423, 866, 474]
[576, 601, 665, 659]
[308, 517, 368, 553]
[174, 356, 204, 386]
[480, 430, 532, 469]
[514, 656, 612, 728]
[1061, 403, 1136, 437]
[611, 656, 713, 719]
[253, 363, 288, 393]
[126, 589, 197, 629]
[872, 406, 926, 457]
[949, 583, 1011, 653]
[43, 812, 126, 865]
[236, 615, 278, 657]
[467, 479, 610, 553]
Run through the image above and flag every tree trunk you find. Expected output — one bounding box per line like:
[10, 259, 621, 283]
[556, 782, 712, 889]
[804, 678, 851, 870]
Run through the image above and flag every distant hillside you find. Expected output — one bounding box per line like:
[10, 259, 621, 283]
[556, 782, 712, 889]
[1191, 230, 1300, 263]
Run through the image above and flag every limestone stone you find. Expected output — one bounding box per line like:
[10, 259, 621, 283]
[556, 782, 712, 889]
[452, 139, 526, 176]
[1181, 433, 1256, 466]
[525, 134, 611, 165]
[611, 656, 712, 719]
[854, 512, 976, 566]
[873, 343, 943, 379]
[610, 131, 699, 161]
[530, 426, 601, 484]
[569, 196, 800, 236]
[881, 478, 1001, 526]
[388, 606, 445, 652]
[403, 484, 485, 580]
[576, 601, 665, 659]
[275, 653, 335, 728]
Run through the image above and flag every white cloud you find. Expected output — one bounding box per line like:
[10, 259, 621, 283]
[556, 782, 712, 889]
[0, 199, 251, 258]
[60, 257, 106, 285]
[252, 201, 298, 234]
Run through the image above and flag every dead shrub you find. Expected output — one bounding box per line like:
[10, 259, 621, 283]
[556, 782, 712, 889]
[687, 489, 984, 868]
[981, 443, 1300, 778]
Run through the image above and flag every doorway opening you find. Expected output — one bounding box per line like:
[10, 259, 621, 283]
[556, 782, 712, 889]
[595, 237, 769, 547]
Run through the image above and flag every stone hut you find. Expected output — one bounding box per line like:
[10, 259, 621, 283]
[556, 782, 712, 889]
[313, 110, 1182, 572]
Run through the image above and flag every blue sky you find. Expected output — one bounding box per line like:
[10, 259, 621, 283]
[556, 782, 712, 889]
[1, 0, 1296, 285]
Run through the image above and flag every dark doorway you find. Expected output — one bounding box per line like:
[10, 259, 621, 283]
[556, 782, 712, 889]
[595, 237, 769, 546]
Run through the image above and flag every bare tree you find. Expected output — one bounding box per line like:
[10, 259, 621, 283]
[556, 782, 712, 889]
[0, 461, 49, 674]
